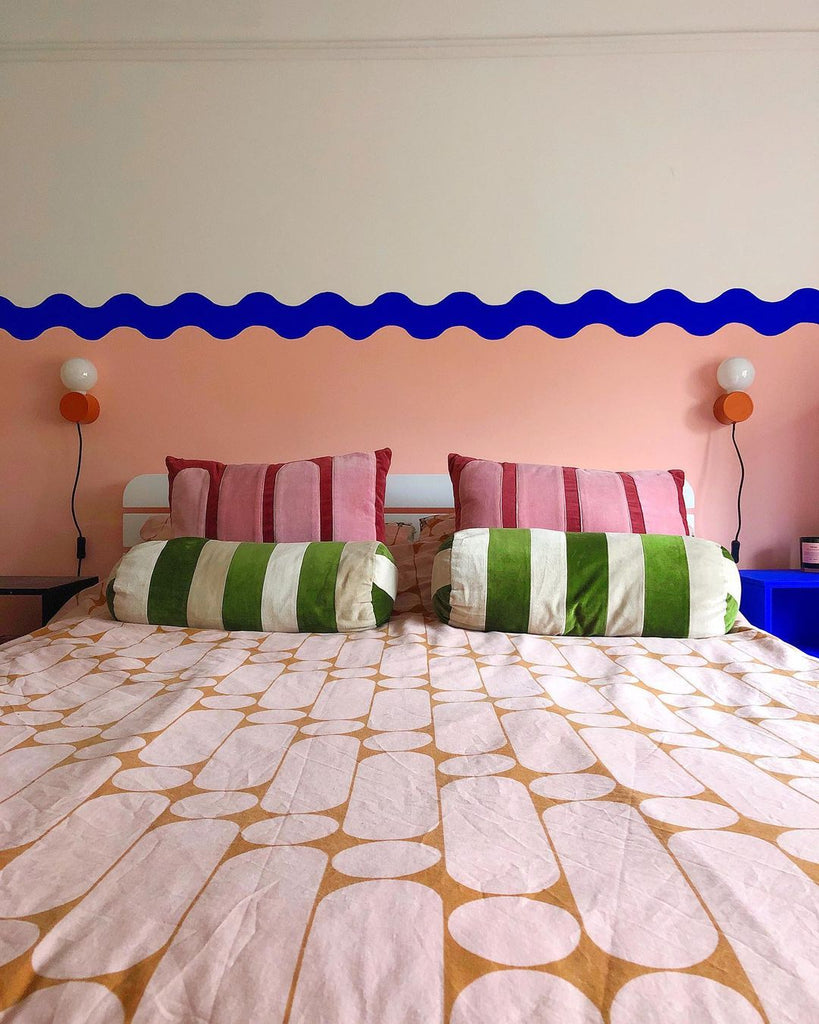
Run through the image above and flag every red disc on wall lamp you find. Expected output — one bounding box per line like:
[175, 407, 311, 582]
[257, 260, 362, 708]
[60, 391, 100, 424]
[713, 390, 753, 425]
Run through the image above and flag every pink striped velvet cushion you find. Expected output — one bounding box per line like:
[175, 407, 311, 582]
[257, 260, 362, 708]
[449, 454, 689, 535]
[167, 449, 391, 543]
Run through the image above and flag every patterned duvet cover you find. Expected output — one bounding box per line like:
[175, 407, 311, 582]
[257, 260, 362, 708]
[0, 540, 818, 1023]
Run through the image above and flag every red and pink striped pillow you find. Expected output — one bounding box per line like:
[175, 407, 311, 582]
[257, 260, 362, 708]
[449, 454, 689, 535]
[167, 449, 391, 543]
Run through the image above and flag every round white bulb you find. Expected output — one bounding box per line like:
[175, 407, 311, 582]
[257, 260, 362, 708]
[60, 357, 98, 394]
[717, 356, 755, 393]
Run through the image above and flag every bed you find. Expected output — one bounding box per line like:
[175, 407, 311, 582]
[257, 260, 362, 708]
[0, 473, 817, 1024]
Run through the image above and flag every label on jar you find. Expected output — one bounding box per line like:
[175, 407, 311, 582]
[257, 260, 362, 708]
[801, 541, 819, 565]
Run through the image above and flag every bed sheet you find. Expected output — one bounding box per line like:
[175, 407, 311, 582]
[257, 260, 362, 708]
[0, 544, 818, 1023]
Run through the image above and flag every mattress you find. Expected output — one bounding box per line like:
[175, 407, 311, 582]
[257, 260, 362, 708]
[1, 540, 818, 1024]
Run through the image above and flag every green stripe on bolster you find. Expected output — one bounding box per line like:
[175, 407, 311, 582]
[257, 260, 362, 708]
[371, 584, 393, 626]
[106, 577, 116, 618]
[485, 529, 531, 633]
[375, 542, 396, 563]
[147, 537, 209, 626]
[438, 534, 455, 552]
[222, 542, 276, 632]
[433, 584, 452, 625]
[724, 593, 739, 632]
[641, 534, 690, 637]
[565, 532, 609, 635]
[296, 542, 344, 631]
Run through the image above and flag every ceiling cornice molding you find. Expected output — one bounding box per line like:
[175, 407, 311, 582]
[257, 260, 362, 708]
[2, 30, 818, 63]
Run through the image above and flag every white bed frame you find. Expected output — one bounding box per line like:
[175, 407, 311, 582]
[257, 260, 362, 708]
[123, 473, 695, 548]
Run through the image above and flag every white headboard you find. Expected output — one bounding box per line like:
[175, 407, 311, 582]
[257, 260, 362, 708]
[123, 472, 695, 548]
[123, 473, 456, 548]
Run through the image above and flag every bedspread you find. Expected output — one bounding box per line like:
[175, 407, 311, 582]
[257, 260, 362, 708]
[1, 549, 818, 1023]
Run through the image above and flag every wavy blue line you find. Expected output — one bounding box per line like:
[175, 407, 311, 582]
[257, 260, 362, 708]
[1, 289, 817, 340]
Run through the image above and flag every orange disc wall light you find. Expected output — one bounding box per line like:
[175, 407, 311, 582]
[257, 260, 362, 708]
[713, 356, 755, 564]
[59, 358, 99, 574]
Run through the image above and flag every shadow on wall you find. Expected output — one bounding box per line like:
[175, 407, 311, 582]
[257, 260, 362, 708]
[684, 359, 724, 436]
[781, 400, 819, 568]
[737, 398, 819, 569]
[684, 359, 722, 539]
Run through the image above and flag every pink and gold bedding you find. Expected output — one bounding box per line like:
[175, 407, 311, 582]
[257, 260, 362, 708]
[1, 542, 818, 1023]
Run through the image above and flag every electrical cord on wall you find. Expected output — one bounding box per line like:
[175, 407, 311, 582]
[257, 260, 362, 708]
[730, 422, 745, 564]
[70, 422, 87, 576]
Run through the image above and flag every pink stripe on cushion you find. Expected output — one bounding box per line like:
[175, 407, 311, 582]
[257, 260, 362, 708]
[216, 464, 267, 541]
[563, 467, 581, 532]
[262, 464, 281, 542]
[372, 448, 391, 542]
[169, 467, 210, 538]
[501, 463, 517, 528]
[314, 456, 334, 541]
[515, 463, 566, 530]
[448, 454, 470, 531]
[167, 457, 224, 536]
[634, 471, 689, 535]
[273, 461, 321, 542]
[576, 469, 631, 533]
[617, 472, 646, 533]
[332, 451, 377, 541]
[670, 469, 690, 535]
[459, 460, 503, 528]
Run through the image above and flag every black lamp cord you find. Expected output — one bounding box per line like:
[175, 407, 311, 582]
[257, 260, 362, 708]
[730, 422, 745, 564]
[70, 422, 87, 576]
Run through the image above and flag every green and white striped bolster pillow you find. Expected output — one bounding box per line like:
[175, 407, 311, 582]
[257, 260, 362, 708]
[107, 538, 397, 632]
[432, 528, 741, 638]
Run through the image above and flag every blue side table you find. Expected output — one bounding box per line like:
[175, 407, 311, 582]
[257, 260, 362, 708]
[739, 570, 819, 657]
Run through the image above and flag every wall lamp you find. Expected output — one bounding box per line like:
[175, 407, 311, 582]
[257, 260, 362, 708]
[59, 358, 99, 574]
[713, 356, 755, 564]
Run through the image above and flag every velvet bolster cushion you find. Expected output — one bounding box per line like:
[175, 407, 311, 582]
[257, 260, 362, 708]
[108, 537, 397, 632]
[432, 528, 740, 638]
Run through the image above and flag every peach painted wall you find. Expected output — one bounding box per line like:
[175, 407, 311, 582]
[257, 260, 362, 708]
[2, 322, 818, 634]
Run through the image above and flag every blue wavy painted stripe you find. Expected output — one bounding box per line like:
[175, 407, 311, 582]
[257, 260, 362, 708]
[1, 289, 817, 340]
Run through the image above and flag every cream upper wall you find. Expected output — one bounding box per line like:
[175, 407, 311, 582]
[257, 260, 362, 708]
[1, 4, 818, 306]
[2, 1, 819, 42]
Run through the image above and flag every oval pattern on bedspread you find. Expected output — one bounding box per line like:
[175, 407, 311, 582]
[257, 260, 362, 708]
[1, 591, 818, 1024]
